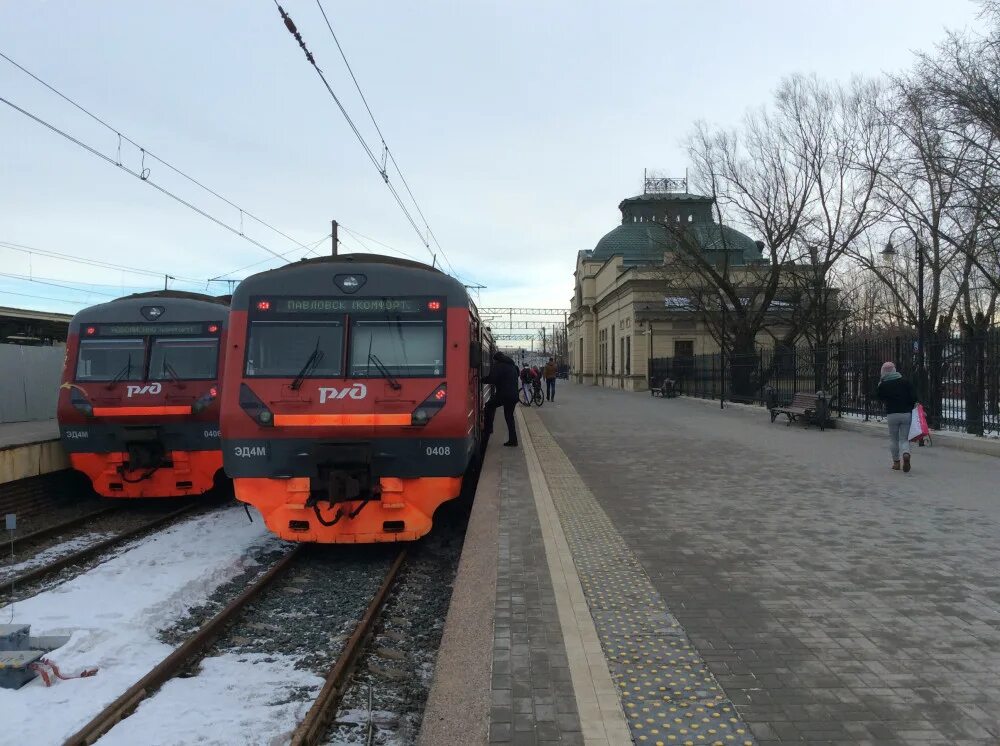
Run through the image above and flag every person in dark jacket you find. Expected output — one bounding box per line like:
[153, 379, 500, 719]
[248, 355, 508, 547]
[543, 358, 557, 401]
[875, 361, 918, 472]
[484, 351, 519, 446]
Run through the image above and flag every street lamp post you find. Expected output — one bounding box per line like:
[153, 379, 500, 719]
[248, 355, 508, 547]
[646, 322, 654, 390]
[883, 227, 926, 402]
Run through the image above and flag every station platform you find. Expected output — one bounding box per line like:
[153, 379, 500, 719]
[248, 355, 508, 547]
[0, 418, 65, 485]
[422, 384, 1000, 745]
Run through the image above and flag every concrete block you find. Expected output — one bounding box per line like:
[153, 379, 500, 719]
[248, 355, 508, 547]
[0, 649, 43, 689]
[0, 624, 30, 651]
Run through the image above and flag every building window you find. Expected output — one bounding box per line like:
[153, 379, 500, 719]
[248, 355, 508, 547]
[611, 326, 615, 373]
[626, 336, 631, 375]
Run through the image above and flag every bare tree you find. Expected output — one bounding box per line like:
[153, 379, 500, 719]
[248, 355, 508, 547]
[660, 101, 815, 399]
[769, 75, 893, 389]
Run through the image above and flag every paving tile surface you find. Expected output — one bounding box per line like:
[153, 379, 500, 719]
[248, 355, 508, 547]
[535, 385, 1000, 745]
[524, 407, 754, 746]
[490, 439, 583, 744]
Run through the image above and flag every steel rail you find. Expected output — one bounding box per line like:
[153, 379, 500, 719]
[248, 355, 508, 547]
[4, 503, 199, 590]
[290, 549, 407, 746]
[63, 545, 302, 746]
[9, 506, 119, 553]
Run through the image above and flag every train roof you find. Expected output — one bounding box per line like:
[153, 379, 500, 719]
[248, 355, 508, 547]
[69, 290, 231, 330]
[231, 253, 472, 309]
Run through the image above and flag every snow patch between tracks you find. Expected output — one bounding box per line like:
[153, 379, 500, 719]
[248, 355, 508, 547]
[0, 505, 278, 746]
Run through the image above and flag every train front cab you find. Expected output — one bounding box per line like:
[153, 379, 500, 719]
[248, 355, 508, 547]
[57, 293, 228, 498]
[221, 258, 488, 543]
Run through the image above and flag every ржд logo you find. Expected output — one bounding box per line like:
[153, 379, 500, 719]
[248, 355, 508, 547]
[318, 383, 367, 403]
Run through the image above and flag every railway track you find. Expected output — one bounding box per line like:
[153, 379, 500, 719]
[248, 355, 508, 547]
[63, 546, 407, 746]
[292, 549, 406, 746]
[7, 505, 118, 554]
[3, 503, 199, 592]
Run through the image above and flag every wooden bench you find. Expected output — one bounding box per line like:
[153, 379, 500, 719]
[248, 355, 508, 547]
[768, 391, 829, 431]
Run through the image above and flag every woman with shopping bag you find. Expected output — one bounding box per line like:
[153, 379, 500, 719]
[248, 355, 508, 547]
[875, 361, 919, 472]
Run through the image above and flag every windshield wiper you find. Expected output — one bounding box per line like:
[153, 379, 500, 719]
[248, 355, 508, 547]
[106, 354, 133, 390]
[369, 352, 402, 390]
[291, 338, 324, 390]
[163, 361, 186, 389]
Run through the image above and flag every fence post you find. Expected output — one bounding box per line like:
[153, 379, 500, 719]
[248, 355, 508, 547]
[719, 350, 726, 409]
[863, 338, 870, 422]
[837, 330, 845, 418]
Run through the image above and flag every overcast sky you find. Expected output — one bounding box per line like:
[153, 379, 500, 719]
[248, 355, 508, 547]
[0, 1, 984, 317]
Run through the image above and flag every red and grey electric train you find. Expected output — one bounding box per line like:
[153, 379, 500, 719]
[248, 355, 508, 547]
[57, 291, 229, 498]
[220, 254, 493, 543]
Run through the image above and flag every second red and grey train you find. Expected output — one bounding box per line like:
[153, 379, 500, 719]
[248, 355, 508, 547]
[57, 291, 229, 498]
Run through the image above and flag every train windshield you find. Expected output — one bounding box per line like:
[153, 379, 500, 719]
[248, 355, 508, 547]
[149, 337, 219, 381]
[245, 321, 344, 377]
[75, 338, 145, 382]
[349, 320, 444, 377]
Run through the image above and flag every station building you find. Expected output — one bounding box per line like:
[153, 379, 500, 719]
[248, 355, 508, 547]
[567, 186, 767, 391]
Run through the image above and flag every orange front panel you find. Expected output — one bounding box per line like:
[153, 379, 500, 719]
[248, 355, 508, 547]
[233, 475, 463, 543]
[91, 405, 192, 417]
[271, 413, 412, 427]
[70, 450, 223, 498]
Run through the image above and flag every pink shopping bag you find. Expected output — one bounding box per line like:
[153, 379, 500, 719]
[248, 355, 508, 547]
[908, 403, 929, 442]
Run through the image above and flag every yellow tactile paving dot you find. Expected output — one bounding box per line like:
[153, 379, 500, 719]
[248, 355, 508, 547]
[524, 410, 758, 745]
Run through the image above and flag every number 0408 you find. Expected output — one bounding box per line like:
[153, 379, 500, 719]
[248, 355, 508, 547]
[425, 445, 451, 456]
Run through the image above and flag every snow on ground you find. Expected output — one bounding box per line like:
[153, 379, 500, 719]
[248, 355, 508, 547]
[0, 505, 280, 746]
[100, 653, 323, 746]
[0, 532, 116, 582]
[330, 708, 405, 746]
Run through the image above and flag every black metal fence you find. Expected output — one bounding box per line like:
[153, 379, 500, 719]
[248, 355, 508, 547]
[650, 330, 1000, 436]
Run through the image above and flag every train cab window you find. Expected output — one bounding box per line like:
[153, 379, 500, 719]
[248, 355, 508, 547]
[149, 337, 219, 381]
[349, 320, 444, 377]
[245, 321, 344, 377]
[75, 338, 145, 382]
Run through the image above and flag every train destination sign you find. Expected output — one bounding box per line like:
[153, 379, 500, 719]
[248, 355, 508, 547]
[98, 323, 207, 336]
[264, 298, 437, 314]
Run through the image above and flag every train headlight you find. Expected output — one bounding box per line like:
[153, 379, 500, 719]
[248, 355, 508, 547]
[191, 386, 220, 414]
[410, 384, 447, 426]
[70, 387, 94, 417]
[239, 383, 274, 428]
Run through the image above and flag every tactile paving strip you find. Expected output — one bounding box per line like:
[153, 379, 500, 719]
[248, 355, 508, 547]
[524, 409, 755, 746]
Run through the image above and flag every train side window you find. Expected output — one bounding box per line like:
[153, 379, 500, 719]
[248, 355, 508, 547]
[349, 320, 445, 377]
[245, 321, 344, 377]
[149, 337, 218, 380]
[75, 338, 145, 382]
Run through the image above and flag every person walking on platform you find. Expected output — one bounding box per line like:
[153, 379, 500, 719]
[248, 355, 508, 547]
[485, 351, 519, 447]
[543, 357, 557, 402]
[876, 361, 918, 472]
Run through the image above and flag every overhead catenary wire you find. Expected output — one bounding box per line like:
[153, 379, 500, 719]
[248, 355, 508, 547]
[210, 233, 332, 281]
[0, 50, 314, 260]
[0, 94, 293, 265]
[312, 1, 466, 281]
[338, 225, 422, 262]
[274, 3, 472, 282]
[0, 289, 89, 305]
[0, 271, 120, 297]
[0, 239, 205, 284]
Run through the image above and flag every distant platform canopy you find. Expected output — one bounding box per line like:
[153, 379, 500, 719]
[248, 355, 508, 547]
[0, 306, 72, 345]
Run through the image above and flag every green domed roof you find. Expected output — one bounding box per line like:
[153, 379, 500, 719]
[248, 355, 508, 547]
[590, 221, 762, 265]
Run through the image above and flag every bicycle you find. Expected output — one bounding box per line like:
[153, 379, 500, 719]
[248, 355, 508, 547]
[519, 380, 544, 407]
